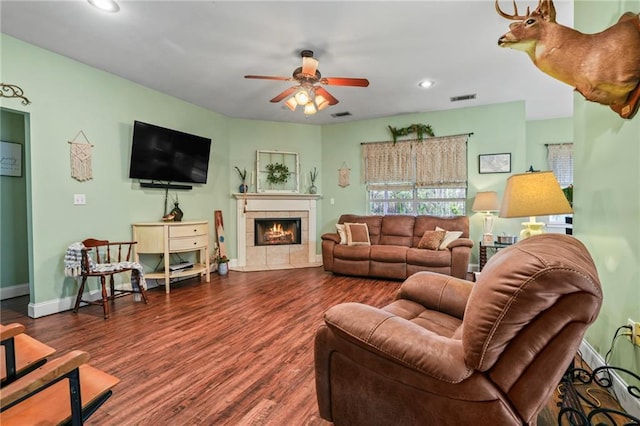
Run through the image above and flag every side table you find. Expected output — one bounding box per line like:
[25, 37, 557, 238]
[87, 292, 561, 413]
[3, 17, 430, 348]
[479, 241, 512, 271]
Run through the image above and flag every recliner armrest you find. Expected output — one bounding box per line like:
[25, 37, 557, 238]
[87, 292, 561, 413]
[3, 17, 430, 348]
[321, 233, 340, 244]
[324, 302, 472, 383]
[397, 272, 472, 319]
[447, 237, 474, 250]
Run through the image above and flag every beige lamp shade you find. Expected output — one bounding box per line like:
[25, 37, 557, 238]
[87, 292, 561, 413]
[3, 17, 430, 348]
[472, 191, 500, 212]
[499, 171, 573, 218]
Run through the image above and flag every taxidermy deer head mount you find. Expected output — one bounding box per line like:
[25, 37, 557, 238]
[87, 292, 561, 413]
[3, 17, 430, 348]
[496, 0, 640, 119]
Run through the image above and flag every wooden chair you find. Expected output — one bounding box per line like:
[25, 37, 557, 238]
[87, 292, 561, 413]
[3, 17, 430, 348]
[1, 323, 56, 386]
[0, 350, 119, 425]
[72, 238, 148, 319]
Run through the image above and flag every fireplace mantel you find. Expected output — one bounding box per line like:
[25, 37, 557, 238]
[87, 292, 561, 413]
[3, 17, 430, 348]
[233, 193, 322, 272]
[232, 193, 322, 200]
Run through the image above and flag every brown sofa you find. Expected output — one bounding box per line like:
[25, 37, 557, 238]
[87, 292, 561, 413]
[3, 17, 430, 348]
[315, 234, 603, 425]
[321, 214, 473, 280]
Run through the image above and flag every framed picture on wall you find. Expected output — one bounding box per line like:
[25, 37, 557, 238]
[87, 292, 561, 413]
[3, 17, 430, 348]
[479, 153, 511, 174]
[1, 141, 22, 177]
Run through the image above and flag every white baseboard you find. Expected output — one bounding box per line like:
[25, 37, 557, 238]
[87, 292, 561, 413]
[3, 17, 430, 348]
[579, 339, 640, 419]
[0, 283, 30, 300]
[27, 278, 144, 318]
[28, 286, 108, 318]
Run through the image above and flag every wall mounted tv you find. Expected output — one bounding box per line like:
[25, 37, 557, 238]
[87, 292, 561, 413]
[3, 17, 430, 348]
[128, 120, 212, 189]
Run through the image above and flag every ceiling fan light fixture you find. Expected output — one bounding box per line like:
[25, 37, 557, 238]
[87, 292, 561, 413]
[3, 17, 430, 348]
[284, 97, 298, 111]
[295, 89, 310, 105]
[304, 102, 317, 115]
[315, 94, 330, 111]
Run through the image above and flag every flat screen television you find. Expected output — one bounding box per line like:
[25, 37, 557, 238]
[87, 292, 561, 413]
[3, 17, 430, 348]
[128, 120, 212, 185]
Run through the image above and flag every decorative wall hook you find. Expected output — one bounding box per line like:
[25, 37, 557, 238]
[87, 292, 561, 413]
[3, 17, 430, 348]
[0, 83, 31, 105]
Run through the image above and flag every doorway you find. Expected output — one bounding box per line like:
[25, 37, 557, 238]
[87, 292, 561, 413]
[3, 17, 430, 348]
[0, 107, 31, 305]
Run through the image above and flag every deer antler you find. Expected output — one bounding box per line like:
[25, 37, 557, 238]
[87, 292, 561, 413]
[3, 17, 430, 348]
[495, 0, 535, 20]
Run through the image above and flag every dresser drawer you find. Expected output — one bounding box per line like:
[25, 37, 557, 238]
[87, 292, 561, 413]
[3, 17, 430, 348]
[169, 235, 208, 251]
[169, 223, 208, 238]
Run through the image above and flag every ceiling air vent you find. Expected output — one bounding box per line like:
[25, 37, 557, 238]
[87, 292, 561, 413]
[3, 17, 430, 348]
[450, 94, 476, 102]
[331, 111, 352, 118]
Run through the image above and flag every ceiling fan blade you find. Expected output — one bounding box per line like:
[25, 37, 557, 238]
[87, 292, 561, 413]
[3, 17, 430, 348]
[315, 87, 339, 105]
[244, 75, 292, 82]
[321, 77, 370, 87]
[270, 86, 298, 103]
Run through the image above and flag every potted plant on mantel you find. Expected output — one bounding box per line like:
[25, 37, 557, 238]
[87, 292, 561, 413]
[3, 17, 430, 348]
[234, 166, 248, 193]
[309, 167, 318, 194]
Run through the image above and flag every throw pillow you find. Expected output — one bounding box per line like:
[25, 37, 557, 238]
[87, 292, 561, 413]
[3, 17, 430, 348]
[336, 223, 347, 245]
[417, 230, 446, 250]
[436, 226, 463, 250]
[345, 222, 371, 246]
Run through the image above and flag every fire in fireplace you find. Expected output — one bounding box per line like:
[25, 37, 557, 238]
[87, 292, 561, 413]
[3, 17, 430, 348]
[255, 218, 302, 246]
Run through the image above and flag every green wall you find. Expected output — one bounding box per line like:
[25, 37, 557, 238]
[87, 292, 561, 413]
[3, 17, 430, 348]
[574, 0, 640, 377]
[0, 108, 29, 290]
[526, 117, 574, 170]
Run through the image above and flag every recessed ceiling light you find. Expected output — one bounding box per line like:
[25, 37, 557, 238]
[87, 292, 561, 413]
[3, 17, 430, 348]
[418, 80, 434, 89]
[88, 0, 120, 13]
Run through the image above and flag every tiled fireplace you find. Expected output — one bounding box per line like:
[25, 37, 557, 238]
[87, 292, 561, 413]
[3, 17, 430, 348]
[233, 193, 322, 271]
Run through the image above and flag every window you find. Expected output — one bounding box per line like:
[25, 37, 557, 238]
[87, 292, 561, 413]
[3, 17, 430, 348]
[547, 143, 573, 224]
[547, 143, 573, 187]
[363, 135, 468, 217]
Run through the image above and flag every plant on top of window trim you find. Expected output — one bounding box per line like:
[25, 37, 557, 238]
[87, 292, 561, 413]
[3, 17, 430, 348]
[388, 123, 435, 144]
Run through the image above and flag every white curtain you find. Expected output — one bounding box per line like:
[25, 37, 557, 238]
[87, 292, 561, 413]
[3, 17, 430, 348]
[547, 143, 573, 187]
[362, 135, 468, 188]
[415, 135, 467, 187]
[362, 140, 413, 184]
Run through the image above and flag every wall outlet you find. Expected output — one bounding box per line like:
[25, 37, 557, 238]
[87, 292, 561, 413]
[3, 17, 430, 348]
[627, 319, 640, 346]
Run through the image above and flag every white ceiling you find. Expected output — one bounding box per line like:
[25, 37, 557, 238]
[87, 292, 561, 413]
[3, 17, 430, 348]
[0, 0, 574, 125]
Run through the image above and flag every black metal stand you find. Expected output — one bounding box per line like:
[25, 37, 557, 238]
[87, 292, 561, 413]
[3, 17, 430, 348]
[558, 365, 640, 425]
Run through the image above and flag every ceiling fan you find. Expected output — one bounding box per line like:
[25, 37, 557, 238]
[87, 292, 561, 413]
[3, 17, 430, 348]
[244, 50, 369, 115]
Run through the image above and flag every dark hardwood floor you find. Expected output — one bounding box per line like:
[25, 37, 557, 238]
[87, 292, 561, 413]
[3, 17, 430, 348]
[0, 267, 627, 425]
[1, 268, 399, 425]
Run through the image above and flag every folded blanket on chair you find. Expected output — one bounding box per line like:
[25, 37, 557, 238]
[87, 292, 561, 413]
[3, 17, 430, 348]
[64, 242, 147, 290]
[64, 242, 85, 277]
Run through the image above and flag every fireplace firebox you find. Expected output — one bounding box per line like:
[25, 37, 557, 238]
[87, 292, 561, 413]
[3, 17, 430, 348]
[254, 218, 302, 246]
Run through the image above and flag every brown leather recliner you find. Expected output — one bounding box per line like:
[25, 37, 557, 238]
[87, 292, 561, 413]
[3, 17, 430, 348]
[314, 234, 602, 425]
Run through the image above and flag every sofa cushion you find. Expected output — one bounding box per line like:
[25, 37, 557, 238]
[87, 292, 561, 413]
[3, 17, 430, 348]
[406, 248, 452, 267]
[345, 223, 371, 246]
[336, 224, 347, 244]
[417, 230, 446, 250]
[436, 226, 463, 250]
[378, 215, 415, 246]
[334, 244, 371, 261]
[338, 215, 383, 245]
[413, 216, 469, 247]
[370, 245, 408, 263]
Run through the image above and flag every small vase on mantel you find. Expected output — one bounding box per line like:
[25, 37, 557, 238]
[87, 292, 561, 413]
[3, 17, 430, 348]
[309, 167, 318, 194]
[239, 182, 248, 193]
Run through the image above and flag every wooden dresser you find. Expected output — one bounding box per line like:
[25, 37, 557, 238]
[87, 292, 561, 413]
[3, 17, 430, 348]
[132, 220, 210, 294]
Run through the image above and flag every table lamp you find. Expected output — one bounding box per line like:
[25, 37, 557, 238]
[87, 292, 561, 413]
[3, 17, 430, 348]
[499, 171, 573, 239]
[472, 191, 500, 244]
